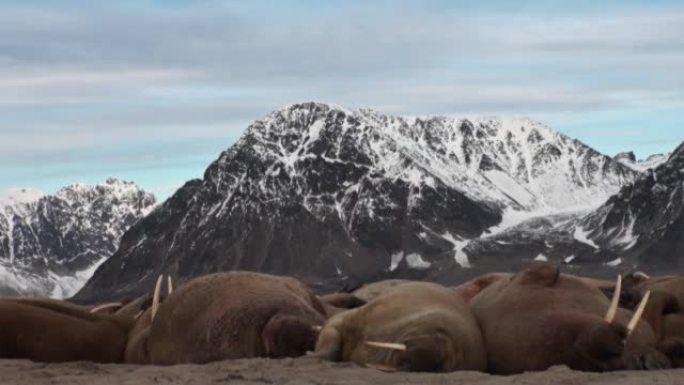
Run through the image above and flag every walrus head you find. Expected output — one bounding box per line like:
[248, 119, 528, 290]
[262, 314, 319, 358]
[571, 275, 654, 371]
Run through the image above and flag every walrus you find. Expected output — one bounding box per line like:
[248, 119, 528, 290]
[318, 292, 367, 317]
[313, 282, 487, 372]
[470, 263, 669, 374]
[451, 273, 511, 303]
[350, 279, 413, 302]
[0, 298, 133, 362]
[137, 271, 327, 364]
[124, 275, 170, 364]
[620, 273, 684, 367]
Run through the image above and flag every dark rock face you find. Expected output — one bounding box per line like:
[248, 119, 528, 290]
[0, 179, 156, 297]
[74, 103, 638, 303]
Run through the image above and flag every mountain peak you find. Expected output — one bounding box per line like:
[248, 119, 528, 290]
[614, 151, 637, 163]
[75, 103, 638, 303]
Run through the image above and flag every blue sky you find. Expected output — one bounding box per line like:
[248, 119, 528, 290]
[0, 1, 682, 200]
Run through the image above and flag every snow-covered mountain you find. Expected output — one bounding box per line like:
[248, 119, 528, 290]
[0, 179, 156, 298]
[459, 142, 684, 275]
[614, 151, 669, 173]
[580, 142, 684, 267]
[75, 102, 638, 302]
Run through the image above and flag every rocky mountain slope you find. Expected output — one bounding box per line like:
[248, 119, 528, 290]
[0, 179, 156, 298]
[74, 102, 639, 302]
[462, 142, 684, 274]
[581, 142, 684, 268]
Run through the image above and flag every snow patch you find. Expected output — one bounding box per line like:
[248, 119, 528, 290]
[573, 226, 599, 249]
[405, 253, 431, 269]
[389, 251, 404, 272]
[442, 232, 471, 268]
[483, 170, 536, 208]
[605, 258, 622, 267]
[534, 254, 548, 262]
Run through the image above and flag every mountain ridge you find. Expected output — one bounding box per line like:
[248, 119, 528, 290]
[74, 102, 640, 303]
[0, 178, 156, 298]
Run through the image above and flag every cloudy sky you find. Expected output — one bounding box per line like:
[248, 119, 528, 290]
[1, 0, 682, 200]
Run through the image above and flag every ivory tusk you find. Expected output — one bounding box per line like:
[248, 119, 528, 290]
[627, 290, 651, 335]
[151, 274, 164, 322]
[89, 302, 123, 313]
[167, 276, 173, 295]
[365, 341, 407, 351]
[634, 272, 650, 280]
[604, 275, 622, 323]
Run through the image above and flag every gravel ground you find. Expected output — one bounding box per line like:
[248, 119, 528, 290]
[1, 357, 683, 385]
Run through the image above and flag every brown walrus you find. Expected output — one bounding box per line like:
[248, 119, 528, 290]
[314, 281, 487, 372]
[135, 271, 327, 364]
[470, 263, 669, 374]
[0, 298, 134, 362]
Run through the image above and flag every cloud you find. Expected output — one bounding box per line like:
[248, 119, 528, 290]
[0, 69, 200, 106]
[0, 69, 197, 88]
[0, 1, 682, 192]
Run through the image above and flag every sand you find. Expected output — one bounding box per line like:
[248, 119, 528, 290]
[1, 357, 683, 385]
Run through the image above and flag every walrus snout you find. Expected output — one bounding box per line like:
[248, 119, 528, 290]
[262, 314, 320, 358]
[402, 333, 457, 372]
[570, 321, 628, 371]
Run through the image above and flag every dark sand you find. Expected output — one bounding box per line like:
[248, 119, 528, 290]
[1, 357, 683, 385]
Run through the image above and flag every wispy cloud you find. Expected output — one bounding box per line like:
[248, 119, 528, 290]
[0, 0, 682, 198]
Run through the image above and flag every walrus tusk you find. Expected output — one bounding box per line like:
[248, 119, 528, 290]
[311, 325, 323, 332]
[151, 274, 164, 322]
[604, 275, 622, 323]
[627, 290, 651, 335]
[365, 341, 407, 351]
[167, 276, 173, 295]
[634, 272, 650, 280]
[89, 302, 123, 313]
